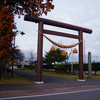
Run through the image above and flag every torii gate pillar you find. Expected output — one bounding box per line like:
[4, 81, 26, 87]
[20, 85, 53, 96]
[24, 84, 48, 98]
[35, 21, 44, 84]
[78, 30, 84, 81]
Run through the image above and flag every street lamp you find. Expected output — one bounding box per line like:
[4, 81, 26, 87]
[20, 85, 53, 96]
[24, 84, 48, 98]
[19, 31, 25, 36]
[71, 47, 78, 72]
[13, 31, 25, 49]
[11, 31, 25, 77]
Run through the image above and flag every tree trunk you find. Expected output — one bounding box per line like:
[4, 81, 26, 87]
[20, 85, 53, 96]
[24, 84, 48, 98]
[1, 68, 7, 80]
[31, 64, 33, 70]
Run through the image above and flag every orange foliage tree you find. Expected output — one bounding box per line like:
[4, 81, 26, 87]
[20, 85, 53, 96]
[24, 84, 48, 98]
[0, 0, 54, 59]
[0, 0, 54, 79]
[0, 6, 14, 59]
[0, 0, 54, 17]
[0, 6, 15, 79]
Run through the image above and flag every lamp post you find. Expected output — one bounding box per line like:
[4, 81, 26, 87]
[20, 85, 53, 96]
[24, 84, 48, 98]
[83, 40, 86, 63]
[11, 31, 25, 77]
[70, 48, 78, 72]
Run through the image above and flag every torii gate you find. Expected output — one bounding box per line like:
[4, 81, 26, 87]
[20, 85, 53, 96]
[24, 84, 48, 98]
[24, 15, 92, 84]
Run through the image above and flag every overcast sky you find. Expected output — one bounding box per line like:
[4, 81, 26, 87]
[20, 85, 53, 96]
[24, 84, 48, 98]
[15, 0, 100, 62]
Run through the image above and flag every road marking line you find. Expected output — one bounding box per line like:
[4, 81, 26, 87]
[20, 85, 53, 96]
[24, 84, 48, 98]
[1, 88, 100, 100]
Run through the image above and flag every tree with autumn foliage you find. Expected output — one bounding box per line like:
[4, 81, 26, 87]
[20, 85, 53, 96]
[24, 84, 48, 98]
[0, 6, 15, 79]
[0, 0, 54, 17]
[0, 7, 14, 58]
[0, 0, 54, 79]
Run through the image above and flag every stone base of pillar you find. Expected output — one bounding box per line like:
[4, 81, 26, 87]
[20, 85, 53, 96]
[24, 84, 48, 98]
[34, 81, 44, 84]
[77, 79, 85, 82]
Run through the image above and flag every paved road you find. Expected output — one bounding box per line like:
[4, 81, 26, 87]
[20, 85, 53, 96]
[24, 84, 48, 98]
[0, 88, 100, 100]
[1, 69, 100, 95]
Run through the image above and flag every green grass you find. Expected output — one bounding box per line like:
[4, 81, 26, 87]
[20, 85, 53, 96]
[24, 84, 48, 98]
[42, 71, 67, 78]
[42, 71, 78, 80]
[0, 73, 34, 84]
[42, 71, 100, 80]
[97, 71, 100, 73]
[20, 68, 100, 81]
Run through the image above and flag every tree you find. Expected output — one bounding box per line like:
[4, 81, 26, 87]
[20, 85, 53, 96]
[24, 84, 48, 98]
[14, 49, 25, 65]
[43, 48, 67, 66]
[19, 50, 25, 64]
[0, 7, 14, 56]
[0, 0, 54, 57]
[0, 0, 54, 17]
[29, 50, 36, 70]
[0, 6, 15, 79]
[0, 0, 54, 59]
[0, 56, 15, 80]
[0, 0, 54, 79]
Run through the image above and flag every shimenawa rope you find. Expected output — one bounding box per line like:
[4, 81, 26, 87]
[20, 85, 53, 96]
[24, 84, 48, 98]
[38, 31, 83, 48]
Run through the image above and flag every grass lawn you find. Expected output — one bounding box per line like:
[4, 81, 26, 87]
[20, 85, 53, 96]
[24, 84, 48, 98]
[43, 71, 100, 80]
[0, 72, 34, 84]
[22, 68, 100, 81]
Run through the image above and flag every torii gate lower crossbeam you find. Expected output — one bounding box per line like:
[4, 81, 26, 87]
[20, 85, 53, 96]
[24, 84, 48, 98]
[24, 15, 92, 83]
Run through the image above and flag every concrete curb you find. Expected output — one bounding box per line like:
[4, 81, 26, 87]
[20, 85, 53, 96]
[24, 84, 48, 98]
[0, 85, 100, 95]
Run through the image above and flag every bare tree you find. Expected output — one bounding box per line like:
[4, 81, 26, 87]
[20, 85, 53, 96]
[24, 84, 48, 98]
[29, 50, 36, 70]
[19, 50, 25, 64]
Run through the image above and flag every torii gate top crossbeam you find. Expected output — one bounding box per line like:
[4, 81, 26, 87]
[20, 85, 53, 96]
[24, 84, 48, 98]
[24, 15, 92, 34]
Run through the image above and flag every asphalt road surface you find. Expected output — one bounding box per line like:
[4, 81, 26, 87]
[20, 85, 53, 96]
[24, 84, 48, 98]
[0, 88, 100, 100]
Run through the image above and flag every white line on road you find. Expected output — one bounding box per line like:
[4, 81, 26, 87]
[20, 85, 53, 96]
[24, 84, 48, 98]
[1, 88, 100, 100]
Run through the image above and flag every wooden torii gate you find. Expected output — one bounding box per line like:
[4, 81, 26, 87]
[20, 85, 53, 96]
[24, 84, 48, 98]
[24, 15, 92, 84]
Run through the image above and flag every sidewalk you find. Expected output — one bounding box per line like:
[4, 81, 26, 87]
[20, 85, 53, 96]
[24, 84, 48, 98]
[0, 69, 100, 95]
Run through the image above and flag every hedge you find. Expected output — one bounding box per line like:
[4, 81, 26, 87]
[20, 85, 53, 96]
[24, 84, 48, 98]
[43, 65, 54, 69]
[53, 63, 100, 74]
[24, 65, 54, 69]
[24, 65, 35, 69]
[23, 63, 100, 74]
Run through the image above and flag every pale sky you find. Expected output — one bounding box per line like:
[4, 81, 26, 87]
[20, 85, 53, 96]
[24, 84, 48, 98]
[15, 0, 100, 62]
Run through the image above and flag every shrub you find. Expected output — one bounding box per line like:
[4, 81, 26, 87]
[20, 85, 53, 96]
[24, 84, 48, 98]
[24, 65, 33, 69]
[54, 64, 68, 72]
[92, 63, 100, 74]
[84, 63, 88, 71]
[43, 65, 54, 69]
[73, 64, 79, 70]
